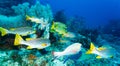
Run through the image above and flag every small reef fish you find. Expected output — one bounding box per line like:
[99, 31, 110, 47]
[51, 21, 67, 36]
[26, 15, 44, 23]
[52, 43, 82, 57]
[52, 43, 82, 63]
[0, 27, 36, 36]
[14, 34, 51, 49]
[26, 15, 48, 24]
[86, 42, 116, 59]
[59, 39, 71, 44]
[63, 32, 76, 38]
[26, 15, 48, 30]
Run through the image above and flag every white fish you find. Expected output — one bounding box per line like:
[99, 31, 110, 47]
[63, 32, 76, 38]
[14, 34, 51, 49]
[0, 27, 35, 36]
[86, 42, 116, 59]
[26, 15, 48, 29]
[52, 43, 82, 57]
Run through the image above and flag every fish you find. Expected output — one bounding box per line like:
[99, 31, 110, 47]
[26, 15, 48, 25]
[0, 27, 36, 36]
[14, 34, 51, 49]
[59, 39, 71, 44]
[52, 43, 82, 57]
[51, 21, 67, 35]
[86, 42, 116, 59]
[26, 15, 44, 23]
[52, 43, 82, 63]
[26, 15, 48, 29]
[62, 32, 76, 38]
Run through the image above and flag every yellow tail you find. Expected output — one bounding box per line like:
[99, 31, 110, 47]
[26, 15, 31, 21]
[0, 27, 8, 36]
[86, 42, 96, 54]
[14, 34, 24, 46]
[51, 21, 55, 30]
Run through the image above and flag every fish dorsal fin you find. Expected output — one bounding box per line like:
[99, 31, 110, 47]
[98, 47, 106, 51]
[26, 38, 35, 41]
[27, 46, 32, 49]
[14, 34, 24, 46]
[90, 42, 95, 50]
[86, 42, 95, 54]
[96, 55, 102, 59]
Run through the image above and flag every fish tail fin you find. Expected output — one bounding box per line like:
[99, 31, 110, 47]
[52, 51, 63, 57]
[14, 34, 24, 46]
[26, 15, 30, 21]
[51, 21, 55, 30]
[86, 42, 96, 54]
[0, 27, 8, 36]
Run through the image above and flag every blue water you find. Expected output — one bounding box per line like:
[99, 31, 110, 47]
[41, 0, 120, 28]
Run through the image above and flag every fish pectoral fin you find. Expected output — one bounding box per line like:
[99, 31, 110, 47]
[96, 56, 102, 59]
[98, 47, 106, 51]
[27, 46, 32, 49]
